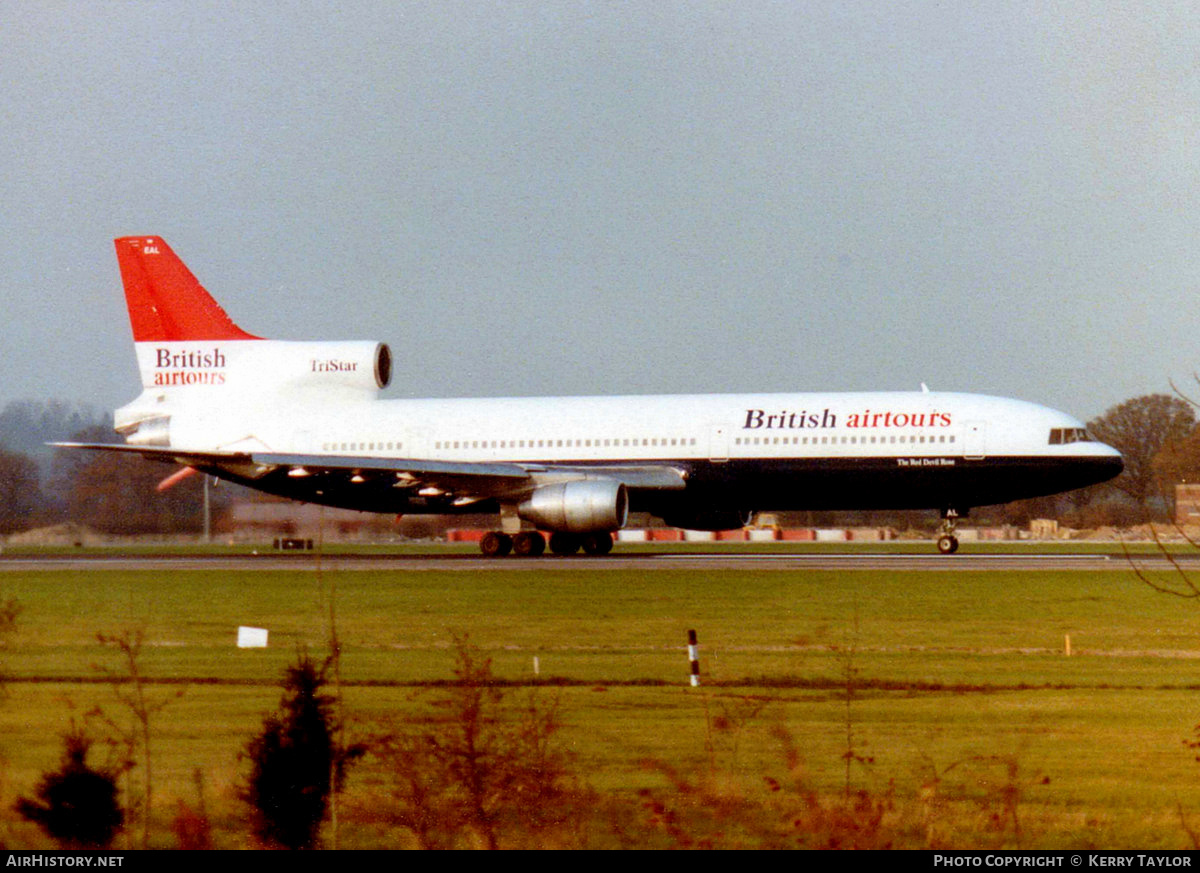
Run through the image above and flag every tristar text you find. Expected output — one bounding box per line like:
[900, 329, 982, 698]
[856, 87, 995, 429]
[311, 359, 359, 373]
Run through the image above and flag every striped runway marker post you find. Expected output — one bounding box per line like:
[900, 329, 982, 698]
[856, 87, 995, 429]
[688, 629, 700, 687]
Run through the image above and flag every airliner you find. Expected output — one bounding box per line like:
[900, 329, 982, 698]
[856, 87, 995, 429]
[60, 236, 1123, 556]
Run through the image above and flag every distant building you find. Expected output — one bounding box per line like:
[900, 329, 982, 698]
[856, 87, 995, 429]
[1029, 518, 1059, 539]
[1175, 484, 1200, 526]
[225, 498, 377, 539]
[223, 496, 492, 541]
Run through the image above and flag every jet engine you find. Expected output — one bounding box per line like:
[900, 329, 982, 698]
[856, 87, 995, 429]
[290, 340, 392, 391]
[518, 479, 628, 533]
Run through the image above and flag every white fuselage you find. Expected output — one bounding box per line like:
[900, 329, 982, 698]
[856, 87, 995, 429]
[157, 388, 1103, 466]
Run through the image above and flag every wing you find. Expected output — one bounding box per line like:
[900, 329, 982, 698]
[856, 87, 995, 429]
[52, 443, 687, 507]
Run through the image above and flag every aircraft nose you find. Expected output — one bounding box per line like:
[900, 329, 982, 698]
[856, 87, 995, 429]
[1092, 444, 1124, 482]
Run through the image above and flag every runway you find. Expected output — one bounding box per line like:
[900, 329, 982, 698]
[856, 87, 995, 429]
[0, 549, 1178, 573]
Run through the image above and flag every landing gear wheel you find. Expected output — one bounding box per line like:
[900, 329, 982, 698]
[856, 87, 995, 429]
[479, 532, 513, 557]
[512, 531, 546, 557]
[581, 532, 614, 556]
[937, 508, 964, 556]
[937, 535, 959, 555]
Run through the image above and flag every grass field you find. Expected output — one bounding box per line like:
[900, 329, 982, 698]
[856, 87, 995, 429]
[3, 552, 1200, 848]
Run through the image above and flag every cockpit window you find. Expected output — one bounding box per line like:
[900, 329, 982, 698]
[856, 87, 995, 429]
[1049, 427, 1090, 445]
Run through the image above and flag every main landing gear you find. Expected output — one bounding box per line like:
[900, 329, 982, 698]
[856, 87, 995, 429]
[937, 509, 962, 555]
[548, 532, 614, 556]
[479, 530, 615, 557]
[479, 531, 543, 557]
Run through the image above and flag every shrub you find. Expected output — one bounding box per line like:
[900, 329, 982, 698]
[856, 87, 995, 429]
[16, 727, 123, 849]
[242, 654, 356, 849]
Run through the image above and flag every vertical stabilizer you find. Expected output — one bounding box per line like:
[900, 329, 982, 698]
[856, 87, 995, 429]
[111, 237, 387, 449]
[114, 236, 261, 342]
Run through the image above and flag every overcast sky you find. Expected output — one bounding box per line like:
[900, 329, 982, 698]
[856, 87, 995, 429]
[2, 1, 1198, 423]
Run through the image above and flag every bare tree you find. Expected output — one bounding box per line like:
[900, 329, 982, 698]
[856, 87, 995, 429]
[1116, 382, 1200, 596]
[370, 636, 586, 849]
[64, 450, 204, 535]
[0, 449, 41, 533]
[1088, 394, 1196, 517]
[1152, 427, 1200, 491]
[92, 629, 185, 849]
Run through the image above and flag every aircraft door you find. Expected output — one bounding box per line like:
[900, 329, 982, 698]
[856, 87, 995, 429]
[708, 424, 729, 463]
[405, 427, 429, 458]
[963, 421, 986, 460]
[292, 429, 314, 453]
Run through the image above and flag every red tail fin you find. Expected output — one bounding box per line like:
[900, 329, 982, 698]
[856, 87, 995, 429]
[114, 236, 260, 342]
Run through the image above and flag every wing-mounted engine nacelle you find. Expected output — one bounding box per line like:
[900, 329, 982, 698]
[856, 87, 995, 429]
[518, 479, 629, 533]
[660, 508, 752, 532]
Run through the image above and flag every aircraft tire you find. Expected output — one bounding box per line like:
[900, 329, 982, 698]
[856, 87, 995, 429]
[480, 532, 512, 557]
[937, 535, 959, 555]
[581, 532, 614, 556]
[513, 531, 546, 557]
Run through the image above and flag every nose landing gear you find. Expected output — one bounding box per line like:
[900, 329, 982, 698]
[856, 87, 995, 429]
[937, 508, 962, 555]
